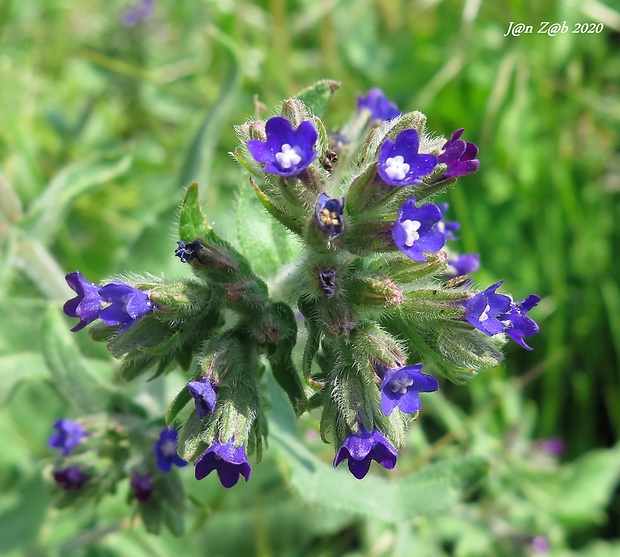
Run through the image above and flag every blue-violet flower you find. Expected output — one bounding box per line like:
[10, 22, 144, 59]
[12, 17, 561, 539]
[315, 193, 345, 238]
[377, 129, 437, 186]
[98, 281, 153, 332]
[53, 466, 88, 491]
[175, 240, 202, 263]
[247, 116, 317, 177]
[446, 253, 480, 277]
[392, 197, 445, 262]
[333, 428, 398, 479]
[501, 294, 541, 350]
[194, 440, 251, 488]
[153, 428, 187, 473]
[49, 419, 87, 456]
[63, 271, 103, 332]
[465, 281, 512, 336]
[357, 88, 400, 121]
[380, 365, 439, 416]
[437, 128, 480, 179]
[130, 473, 154, 503]
[187, 376, 217, 419]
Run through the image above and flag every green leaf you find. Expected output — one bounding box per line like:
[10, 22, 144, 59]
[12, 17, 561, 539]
[236, 183, 301, 277]
[41, 307, 114, 413]
[22, 154, 132, 242]
[166, 387, 192, 425]
[0, 353, 48, 405]
[177, 411, 207, 462]
[138, 498, 162, 535]
[269, 418, 488, 522]
[294, 80, 341, 117]
[178, 27, 241, 187]
[178, 182, 212, 241]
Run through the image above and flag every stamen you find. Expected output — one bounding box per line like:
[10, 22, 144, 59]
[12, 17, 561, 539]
[384, 155, 410, 181]
[479, 303, 491, 321]
[389, 376, 414, 395]
[401, 219, 421, 247]
[275, 144, 302, 170]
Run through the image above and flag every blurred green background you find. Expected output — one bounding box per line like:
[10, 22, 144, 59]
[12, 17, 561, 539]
[1, 0, 619, 555]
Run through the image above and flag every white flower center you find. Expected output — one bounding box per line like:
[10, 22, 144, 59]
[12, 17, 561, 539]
[435, 221, 445, 233]
[389, 376, 414, 395]
[384, 155, 410, 181]
[401, 219, 421, 247]
[275, 144, 302, 169]
[161, 439, 177, 457]
[479, 303, 491, 322]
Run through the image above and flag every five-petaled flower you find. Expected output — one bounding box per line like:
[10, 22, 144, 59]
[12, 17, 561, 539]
[194, 439, 251, 488]
[333, 428, 398, 479]
[187, 376, 217, 419]
[98, 281, 153, 332]
[153, 428, 187, 473]
[357, 88, 400, 121]
[437, 128, 480, 179]
[315, 193, 345, 238]
[465, 281, 540, 349]
[380, 365, 439, 416]
[64, 271, 103, 332]
[377, 129, 437, 186]
[392, 197, 445, 262]
[53, 466, 88, 491]
[247, 116, 317, 177]
[130, 473, 154, 503]
[49, 419, 87, 456]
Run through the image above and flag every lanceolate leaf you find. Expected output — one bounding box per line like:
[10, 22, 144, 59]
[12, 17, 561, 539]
[178, 182, 213, 242]
[41, 307, 113, 412]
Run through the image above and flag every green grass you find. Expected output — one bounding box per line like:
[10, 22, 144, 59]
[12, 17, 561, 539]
[1, 0, 619, 555]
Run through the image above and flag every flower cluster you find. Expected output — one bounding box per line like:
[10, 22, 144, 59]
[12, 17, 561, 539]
[58, 83, 540, 493]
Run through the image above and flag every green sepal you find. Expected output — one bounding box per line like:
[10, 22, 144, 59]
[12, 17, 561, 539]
[178, 182, 212, 242]
[399, 287, 469, 322]
[177, 410, 208, 462]
[166, 386, 192, 425]
[249, 177, 304, 236]
[345, 274, 403, 310]
[369, 251, 448, 284]
[294, 79, 340, 117]
[350, 322, 406, 372]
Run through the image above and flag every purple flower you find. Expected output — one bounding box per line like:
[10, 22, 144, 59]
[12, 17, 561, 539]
[194, 440, 251, 488]
[377, 129, 437, 186]
[446, 253, 480, 277]
[247, 116, 317, 177]
[357, 88, 400, 121]
[437, 128, 480, 179]
[187, 376, 217, 419]
[465, 281, 512, 336]
[53, 466, 88, 491]
[465, 282, 541, 349]
[49, 419, 86, 456]
[531, 536, 550, 554]
[434, 203, 460, 241]
[130, 474, 154, 503]
[318, 269, 337, 298]
[153, 428, 187, 473]
[175, 240, 202, 263]
[63, 271, 103, 332]
[98, 281, 153, 332]
[534, 436, 565, 457]
[502, 294, 541, 350]
[122, 0, 154, 27]
[315, 193, 345, 238]
[380, 365, 439, 416]
[392, 197, 445, 262]
[333, 428, 398, 479]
